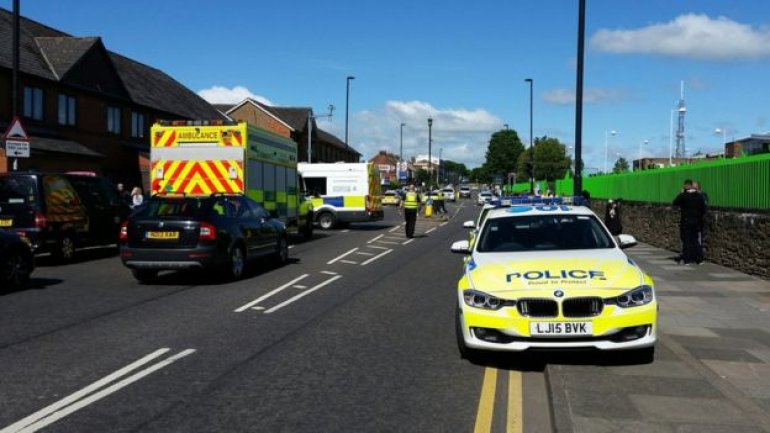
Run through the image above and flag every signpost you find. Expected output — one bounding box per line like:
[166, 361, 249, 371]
[3, 116, 29, 171]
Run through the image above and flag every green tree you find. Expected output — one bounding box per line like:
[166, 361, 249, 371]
[517, 136, 570, 181]
[469, 166, 490, 183]
[613, 157, 630, 173]
[483, 129, 525, 182]
[414, 168, 430, 186]
[441, 160, 469, 184]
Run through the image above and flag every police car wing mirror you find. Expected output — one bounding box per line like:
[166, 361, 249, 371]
[463, 220, 475, 229]
[450, 240, 471, 254]
[617, 234, 637, 249]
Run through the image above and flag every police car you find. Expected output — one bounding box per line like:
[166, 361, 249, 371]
[450, 200, 656, 361]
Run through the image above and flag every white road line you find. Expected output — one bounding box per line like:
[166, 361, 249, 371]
[320, 270, 339, 275]
[327, 248, 359, 265]
[361, 249, 393, 266]
[265, 275, 342, 314]
[366, 245, 389, 250]
[383, 236, 403, 240]
[368, 234, 384, 243]
[388, 226, 401, 233]
[440, 222, 448, 227]
[341, 229, 350, 233]
[402, 239, 415, 245]
[234, 274, 309, 312]
[426, 227, 437, 234]
[293, 285, 307, 289]
[1, 349, 193, 433]
[288, 245, 295, 249]
[340, 260, 358, 264]
[355, 251, 375, 256]
[374, 240, 400, 245]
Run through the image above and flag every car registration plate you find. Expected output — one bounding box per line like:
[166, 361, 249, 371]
[146, 231, 179, 240]
[530, 322, 592, 336]
[0, 219, 12, 227]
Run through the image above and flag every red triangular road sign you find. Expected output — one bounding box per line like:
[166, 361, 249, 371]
[3, 116, 29, 140]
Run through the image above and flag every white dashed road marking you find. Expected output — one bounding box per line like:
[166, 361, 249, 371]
[234, 274, 309, 312]
[265, 275, 342, 314]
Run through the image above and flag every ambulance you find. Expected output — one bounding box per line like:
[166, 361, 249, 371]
[297, 162, 383, 229]
[150, 121, 313, 237]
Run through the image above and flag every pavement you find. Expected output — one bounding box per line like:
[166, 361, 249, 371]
[548, 243, 770, 433]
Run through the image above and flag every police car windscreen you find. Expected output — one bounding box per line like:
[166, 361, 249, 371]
[477, 214, 614, 252]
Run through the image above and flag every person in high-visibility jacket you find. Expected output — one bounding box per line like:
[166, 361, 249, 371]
[400, 184, 421, 238]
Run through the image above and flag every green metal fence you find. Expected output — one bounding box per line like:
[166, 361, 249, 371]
[498, 154, 769, 209]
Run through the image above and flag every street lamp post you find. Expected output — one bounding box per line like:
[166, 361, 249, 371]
[400, 122, 405, 183]
[345, 75, 355, 149]
[427, 117, 433, 187]
[525, 78, 534, 192]
[604, 129, 617, 173]
[715, 128, 727, 149]
[307, 105, 335, 163]
[637, 139, 648, 171]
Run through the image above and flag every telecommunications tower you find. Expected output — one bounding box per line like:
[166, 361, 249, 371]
[675, 81, 686, 158]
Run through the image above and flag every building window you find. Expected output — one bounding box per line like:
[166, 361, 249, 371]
[107, 106, 121, 134]
[131, 112, 145, 138]
[57, 94, 76, 126]
[23, 86, 44, 120]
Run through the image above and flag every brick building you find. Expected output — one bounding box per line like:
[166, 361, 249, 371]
[0, 8, 224, 188]
[725, 134, 770, 158]
[216, 98, 360, 163]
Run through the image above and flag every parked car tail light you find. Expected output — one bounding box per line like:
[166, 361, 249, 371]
[119, 221, 128, 243]
[34, 212, 47, 229]
[199, 222, 217, 241]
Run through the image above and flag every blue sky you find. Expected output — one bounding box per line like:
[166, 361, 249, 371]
[7, 0, 770, 171]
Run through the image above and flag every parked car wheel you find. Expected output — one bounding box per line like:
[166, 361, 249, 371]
[317, 212, 336, 230]
[224, 244, 246, 281]
[1, 247, 32, 290]
[52, 234, 76, 262]
[274, 235, 289, 265]
[131, 269, 157, 284]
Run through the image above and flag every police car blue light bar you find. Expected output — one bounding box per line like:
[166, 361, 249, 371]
[489, 195, 588, 207]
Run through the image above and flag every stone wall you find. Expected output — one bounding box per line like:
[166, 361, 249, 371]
[593, 200, 770, 279]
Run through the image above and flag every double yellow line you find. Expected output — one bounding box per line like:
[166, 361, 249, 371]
[474, 368, 522, 433]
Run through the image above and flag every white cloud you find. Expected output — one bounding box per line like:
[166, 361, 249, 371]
[197, 85, 273, 105]
[542, 88, 630, 105]
[590, 14, 770, 60]
[345, 100, 505, 168]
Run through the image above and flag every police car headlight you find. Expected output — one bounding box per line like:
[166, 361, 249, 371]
[608, 285, 654, 308]
[462, 290, 511, 311]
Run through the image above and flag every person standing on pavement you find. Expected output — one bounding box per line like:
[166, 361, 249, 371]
[400, 184, 421, 238]
[604, 199, 623, 236]
[673, 179, 706, 264]
[692, 181, 708, 263]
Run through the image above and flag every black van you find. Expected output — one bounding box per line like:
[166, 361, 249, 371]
[0, 172, 130, 261]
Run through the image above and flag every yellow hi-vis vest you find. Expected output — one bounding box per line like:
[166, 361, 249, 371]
[404, 192, 419, 209]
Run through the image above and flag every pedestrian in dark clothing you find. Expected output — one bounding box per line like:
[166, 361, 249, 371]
[116, 183, 131, 206]
[400, 185, 421, 238]
[673, 179, 706, 264]
[604, 199, 623, 236]
[692, 181, 708, 262]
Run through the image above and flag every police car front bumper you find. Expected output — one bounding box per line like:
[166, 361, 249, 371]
[458, 298, 657, 352]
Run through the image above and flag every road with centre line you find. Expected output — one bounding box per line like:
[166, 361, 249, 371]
[4, 197, 765, 432]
